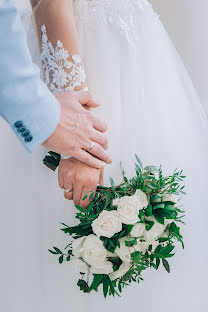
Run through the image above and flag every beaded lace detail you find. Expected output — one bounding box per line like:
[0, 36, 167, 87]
[40, 25, 86, 93]
[73, 0, 157, 47]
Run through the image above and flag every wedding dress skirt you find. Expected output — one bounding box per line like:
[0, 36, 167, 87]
[1, 0, 208, 311]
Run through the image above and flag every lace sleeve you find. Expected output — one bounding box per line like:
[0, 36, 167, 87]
[40, 25, 87, 93]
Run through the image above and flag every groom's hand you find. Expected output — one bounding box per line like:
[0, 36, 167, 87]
[42, 91, 111, 169]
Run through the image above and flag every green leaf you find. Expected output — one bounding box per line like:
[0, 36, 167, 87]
[48, 249, 58, 255]
[153, 203, 165, 210]
[153, 213, 164, 224]
[123, 269, 134, 281]
[66, 256, 71, 261]
[82, 191, 89, 201]
[109, 177, 115, 188]
[59, 255, 64, 264]
[163, 245, 174, 257]
[131, 251, 141, 263]
[122, 224, 134, 236]
[145, 204, 153, 217]
[103, 279, 109, 298]
[77, 279, 89, 293]
[125, 238, 137, 247]
[53, 247, 62, 254]
[156, 208, 177, 219]
[145, 219, 154, 231]
[135, 154, 143, 168]
[151, 195, 162, 203]
[86, 201, 94, 213]
[156, 257, 160, 269]
[75, 204, 86, 213]
[89, 274, 103, 291]
[138, 210, 145, 222]
[162, 258, 170, 273]
[89, 192, 94, 203]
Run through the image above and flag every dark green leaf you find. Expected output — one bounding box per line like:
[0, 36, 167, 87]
[77, 279, 89, 293]
[153, 213, 164, 224]
[145, 204, 153, 217]
[75, 204, 86, 213]
[153, 203, 165, 210]
[59, 255, 64, 264]
[125, 238, 137, 247]
[54, 247, 62, 254]
[145, 219, 154, 231]
[89, 274, 103, 291]
[162, 258, 170, 273]
[48, 249, 58, 255]
[131, 251, 141, 263]
[123, 269, 134, 281]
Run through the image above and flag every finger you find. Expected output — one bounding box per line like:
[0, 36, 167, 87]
[73, 182, 84, 206]
[63, 177, 73, 200]
[83, 142, 112, 164]
[73, 150, 106, 169]
[72, 91, 99, 107]
[64, 189, 73, 200]
[88, 112, 107, 133]
[90, 129, 108, 150]
[99, 169, 104, 186]
[58, 169, 64, 189]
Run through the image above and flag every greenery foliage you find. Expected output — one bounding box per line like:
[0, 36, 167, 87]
[49, 155, 185, 298]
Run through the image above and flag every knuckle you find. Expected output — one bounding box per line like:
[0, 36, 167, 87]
[75, 173, 83, 183]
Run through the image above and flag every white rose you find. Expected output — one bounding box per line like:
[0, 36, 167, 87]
[143, 216, 166, 242]
[115, 237, 131, 263]
[109, 262, 131, 281]
[162, 194, 178, 203]
[71, 257, 89, 273]
[134, 189, 149, 208]
[113, 190, 148, 225]
[92, 210, 122, 238]
[130, 223, 146, 237]
[82, 235, 107, 266]
[113, 198, 139, 225]
[90, 261, 113, 274]
[72, 236, 86, 257]
[130, 240, 149, 254]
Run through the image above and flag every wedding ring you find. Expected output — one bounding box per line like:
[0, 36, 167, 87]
[87, 141, 94, 151]
[63, 188, 72, 193]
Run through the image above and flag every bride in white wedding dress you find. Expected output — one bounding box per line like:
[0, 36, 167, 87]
[1, 0, 208, 311]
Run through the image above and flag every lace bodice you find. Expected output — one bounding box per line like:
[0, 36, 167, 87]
[73, 0, 158, 47]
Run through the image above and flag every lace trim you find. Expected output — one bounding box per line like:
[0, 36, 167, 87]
[41, 25, 86, 93]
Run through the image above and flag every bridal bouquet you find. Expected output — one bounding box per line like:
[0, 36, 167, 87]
[49, 156, 185, 298]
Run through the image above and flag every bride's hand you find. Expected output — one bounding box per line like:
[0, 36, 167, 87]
[58, 158, 104, 208]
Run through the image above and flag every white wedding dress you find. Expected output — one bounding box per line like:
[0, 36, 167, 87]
[1, 0, 208, 311]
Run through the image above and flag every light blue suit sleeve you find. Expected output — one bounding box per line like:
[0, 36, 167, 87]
[0, 0, 61, 152]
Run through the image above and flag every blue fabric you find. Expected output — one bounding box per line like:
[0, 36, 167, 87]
[0, 0, 60, 152]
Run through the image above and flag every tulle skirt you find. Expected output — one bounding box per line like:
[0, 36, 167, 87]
[1, 0, 208, 311]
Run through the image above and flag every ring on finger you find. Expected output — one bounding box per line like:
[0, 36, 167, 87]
[63, 188, 72, 193]
[87, 141, 94, 151]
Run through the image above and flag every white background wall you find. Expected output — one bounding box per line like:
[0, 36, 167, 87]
[150, 0, 208, 115]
